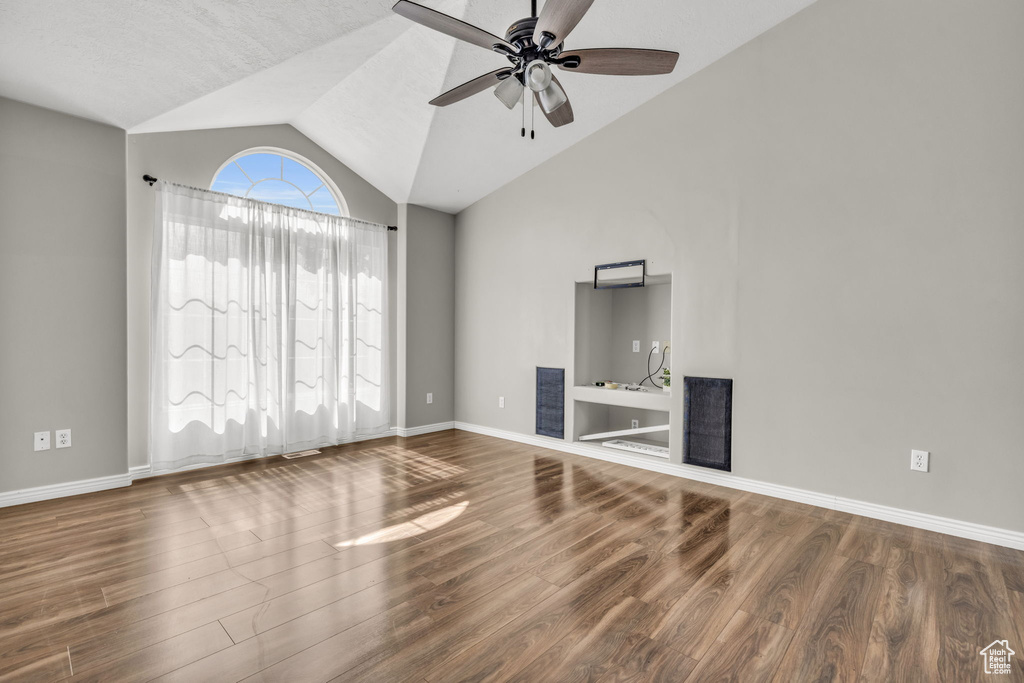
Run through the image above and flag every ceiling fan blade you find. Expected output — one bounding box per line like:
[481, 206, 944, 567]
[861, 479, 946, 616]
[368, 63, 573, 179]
[536, 75, 574, 127]
[533, 0, 595, 48]
[558, 48, 679, 75]
[393, 1, 513, 52]
[429, 68, 514, 107]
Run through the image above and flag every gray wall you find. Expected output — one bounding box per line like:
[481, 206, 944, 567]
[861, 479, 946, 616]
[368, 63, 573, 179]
[455, 0, 1024, 531]
[399, 204, 456, 428]
[608, 284, 672, 386]
[0, 97, 128, 491]
[126, 125, 398, 468]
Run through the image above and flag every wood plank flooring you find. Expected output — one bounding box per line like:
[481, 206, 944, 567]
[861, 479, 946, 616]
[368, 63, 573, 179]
[0, 430, 1021, 682]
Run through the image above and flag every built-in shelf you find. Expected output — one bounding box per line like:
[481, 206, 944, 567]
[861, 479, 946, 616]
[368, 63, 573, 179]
[572, 385, 671, 412]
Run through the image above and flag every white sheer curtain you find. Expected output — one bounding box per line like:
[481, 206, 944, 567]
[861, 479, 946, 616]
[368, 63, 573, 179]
[150, 182, 389, 473]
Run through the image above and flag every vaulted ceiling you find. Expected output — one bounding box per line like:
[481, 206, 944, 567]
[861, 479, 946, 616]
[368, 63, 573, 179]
[0, 0, 815, 213]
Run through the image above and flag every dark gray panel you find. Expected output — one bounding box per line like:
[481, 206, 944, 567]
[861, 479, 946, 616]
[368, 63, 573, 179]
[683, 377, 732, 471]
[536, 367, 565, 439]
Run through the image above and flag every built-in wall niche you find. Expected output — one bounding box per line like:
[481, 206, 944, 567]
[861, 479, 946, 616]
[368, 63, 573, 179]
[574, 276, 671, 389]
[571, 274, 673, 462]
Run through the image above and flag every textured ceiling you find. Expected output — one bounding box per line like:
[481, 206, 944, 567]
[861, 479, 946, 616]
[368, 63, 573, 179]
[0, 0, 816, 213]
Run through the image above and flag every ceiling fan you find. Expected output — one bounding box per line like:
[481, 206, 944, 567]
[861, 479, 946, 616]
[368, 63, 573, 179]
[392, 0, 679, 133]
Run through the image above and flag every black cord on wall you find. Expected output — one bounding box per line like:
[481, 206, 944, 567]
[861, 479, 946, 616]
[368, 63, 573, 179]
[639, 345, 666, 388]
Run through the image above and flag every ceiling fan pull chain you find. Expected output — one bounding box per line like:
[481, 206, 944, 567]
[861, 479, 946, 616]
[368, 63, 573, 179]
[521, 86, 526, 137]
[531, 95, 536, 139]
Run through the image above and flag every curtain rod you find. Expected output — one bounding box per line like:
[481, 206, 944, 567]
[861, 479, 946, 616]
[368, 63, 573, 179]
[142, 175, 398, 231]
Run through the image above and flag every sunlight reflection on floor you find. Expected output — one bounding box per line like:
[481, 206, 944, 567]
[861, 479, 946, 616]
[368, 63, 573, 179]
[333, 500, 469, 548]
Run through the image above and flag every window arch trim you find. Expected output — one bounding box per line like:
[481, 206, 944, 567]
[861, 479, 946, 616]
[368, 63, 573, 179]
[209, 146, 350, 217]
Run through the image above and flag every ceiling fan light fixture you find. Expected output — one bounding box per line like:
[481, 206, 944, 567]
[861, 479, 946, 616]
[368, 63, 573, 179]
[525, 60, 552, 92]
[494, 75, 524, 109]
[537, 80, 568, 113]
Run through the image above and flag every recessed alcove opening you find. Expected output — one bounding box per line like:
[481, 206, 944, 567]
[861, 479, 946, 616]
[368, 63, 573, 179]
[571, 274, 673, 461]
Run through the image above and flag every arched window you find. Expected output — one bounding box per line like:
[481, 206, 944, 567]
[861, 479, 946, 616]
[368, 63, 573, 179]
[210, 148, 347, 216]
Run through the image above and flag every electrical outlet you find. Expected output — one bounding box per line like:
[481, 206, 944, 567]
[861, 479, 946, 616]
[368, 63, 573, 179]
[34, 431, 50, 451]
[426, 393, 433, 404]
[56, 429, 71, 449]
[910, 449, 929, 472]
[632, 340, 640, 353]
[662, 341, 671, 353]
[651, 341, 660, 354]
[631, 419, 639, 430]
[498, 396, 505, 409]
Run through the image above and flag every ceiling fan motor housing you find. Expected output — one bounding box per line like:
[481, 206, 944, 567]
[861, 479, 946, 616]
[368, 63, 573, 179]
[505, 17, 539, 48]
[500, 17, 567, 79]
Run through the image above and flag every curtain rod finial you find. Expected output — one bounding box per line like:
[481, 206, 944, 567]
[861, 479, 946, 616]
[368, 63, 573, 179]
[143, 174, 158, 186]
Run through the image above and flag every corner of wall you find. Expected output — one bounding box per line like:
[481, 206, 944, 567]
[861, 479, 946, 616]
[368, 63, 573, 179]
[399, 204, 457, 430]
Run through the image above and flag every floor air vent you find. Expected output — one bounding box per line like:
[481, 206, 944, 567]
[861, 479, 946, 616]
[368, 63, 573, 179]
[602, 440, 669, 458]
[282, 449, 322, 460]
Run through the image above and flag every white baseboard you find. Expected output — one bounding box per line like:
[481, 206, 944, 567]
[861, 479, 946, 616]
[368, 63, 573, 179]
[128, 464, 154, 479]
[0, 472, 133, 509]
[453, 421, 1024, 551]
[396, 421, 455, 437]
[12, 423, 1019, 551]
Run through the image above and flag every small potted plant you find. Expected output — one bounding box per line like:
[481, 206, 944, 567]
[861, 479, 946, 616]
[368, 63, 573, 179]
[661, 368, 671, 392]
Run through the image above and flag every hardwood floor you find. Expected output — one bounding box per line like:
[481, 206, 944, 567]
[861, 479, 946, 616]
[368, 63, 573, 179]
[0, 430, 1021, 682]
